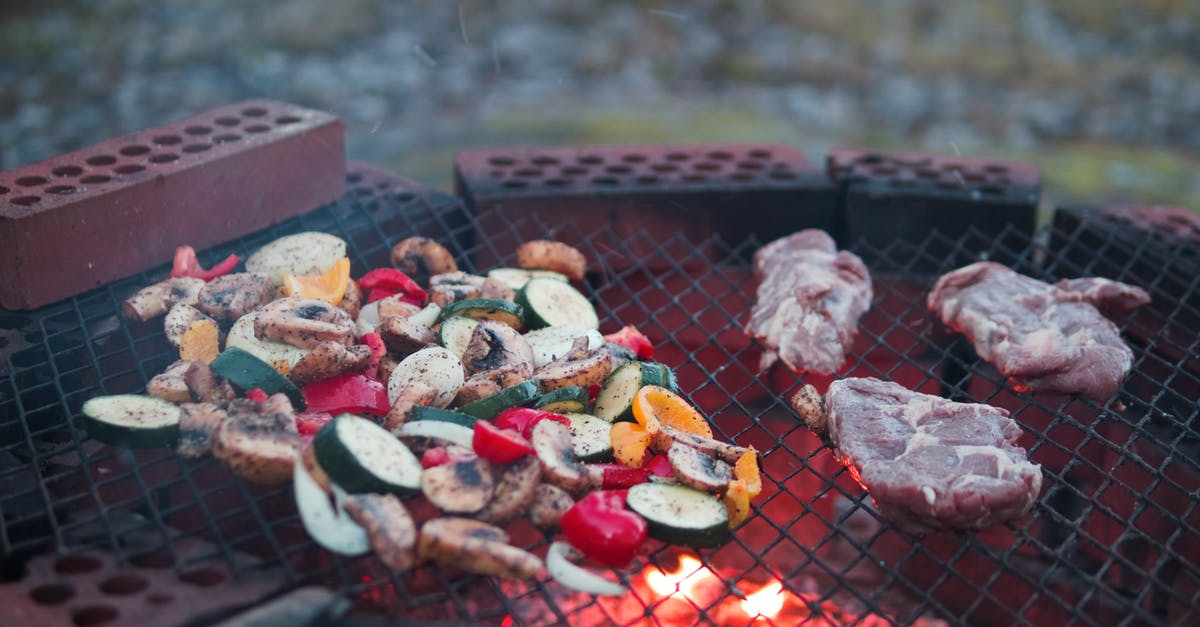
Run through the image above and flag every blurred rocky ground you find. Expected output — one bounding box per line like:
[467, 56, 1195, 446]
[2, 0, 1198, 207]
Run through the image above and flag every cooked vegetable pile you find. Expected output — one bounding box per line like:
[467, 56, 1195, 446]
[86, 233, 762, 594]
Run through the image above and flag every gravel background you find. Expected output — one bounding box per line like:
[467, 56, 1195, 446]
[2, 0, 1198, 205]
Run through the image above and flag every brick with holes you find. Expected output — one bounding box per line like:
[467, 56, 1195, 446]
[827, 148, 1040, 272]
[0, 100, 344, 310]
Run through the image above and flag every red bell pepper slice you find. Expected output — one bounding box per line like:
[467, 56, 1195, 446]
[170, 245, 239, 281]
[643, 453, 674, 479]
[604, 325, 654, 360]
[493, 407, 570, 440]
[361, 332, 386, 379]
[590, 463, 649, 489]
[300, 373, 390, 416]
[359, 269, 427, 306]
[472, 421, 535, 464]
[561, 490, 647, 567]
[295, 411, 334, 438]
[421, 447, 454, 469]
[245, 388, 269, 403]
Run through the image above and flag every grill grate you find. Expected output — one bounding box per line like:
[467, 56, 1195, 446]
[1, 162, 1197, 625]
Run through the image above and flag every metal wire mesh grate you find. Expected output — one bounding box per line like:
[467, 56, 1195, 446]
[1, 162, 1197, 625]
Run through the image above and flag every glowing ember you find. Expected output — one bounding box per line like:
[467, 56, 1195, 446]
[741, 581, 784, 619]
[644, 555, 717, 599]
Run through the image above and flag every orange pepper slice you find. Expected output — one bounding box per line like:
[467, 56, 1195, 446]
[282, 257, 350, 306]
[631, 385, 712, 439]
[179, 319, 220, 364]
[611, 413, 660, 468]
[733, 445, 762, 499]
[723, 478, 751, 528]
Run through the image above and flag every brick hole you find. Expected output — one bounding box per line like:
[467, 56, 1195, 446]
[147, 592, 173, 605]
[871, 164, 898, 176]
[694, 162, 721, 172]
[354, 187, 373, 197]
[747, 149, 773, 159]
[856, 153, 885, 165]
[0, 185, 8, 194]
[636, 175, 659, 184]
[514, 168, 542, 177]
[984, 164, 1009, 174]
[99, 574, 149, 596]
[15, 175, 48, 186]
[149, 153, 178, 163]
[489, 170, 503, 178]
[501, 180, 527, 189]
[531, 155, 559, 166]
[732, 172, 756, 181]
[275, 115, 301, 125]
[54, 554, 103, 574]
[707, 150, 734, 161]
[665, 152, 690, 161]
[592, 176, 620, 186]
[650, 163, 678, 173]
[682, 174, 707, 182]
[11, 195, 40, 205]
[184, 125, 211, 136]
[86, 155, 117, 166]
[178, 567, 226, 587]
[71, 605, 119, 626]
[80, 175, 111, 184]
[113, 164, 145, 175]
[213, 134, 241, 144]
[544, 178, 567, 187]
[622, 153, 648, 163]
[182, 144, 211, 154]
[963, 172, 987, 183]
[45, 185, 76, 194]
[244, 124, 270, 134]
[916, 167, 940, 179]
[577, 155, 604, 165]
[375, 180, 391, 189]
[605, 165, 633, 174]
[736, 161, 764, 171]
[768, 171, 796, 180]
[153, 134, 182, 146]
[30, 583, 74, 605]
[119, 145, 150, 157]
[241, 107, 268, 117]
[214, 116, 240, 127]
[488, 156, 516, 166]
[52, 165, 84, 177]
[561, 166, 588, 176]
[942, 162, 966, 171]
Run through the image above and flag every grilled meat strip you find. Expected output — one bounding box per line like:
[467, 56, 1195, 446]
[746, 229, 872, 375]
[928, 262, 1149, 402]
[792, 377, 1042, 533]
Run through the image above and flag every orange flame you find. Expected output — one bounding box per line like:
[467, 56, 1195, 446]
[644, 555, 717, 600]
[740, 581, 785, 619]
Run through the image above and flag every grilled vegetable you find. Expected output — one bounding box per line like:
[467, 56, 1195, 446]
[523, 325, 605, 369]
[472, 421, 535, 464]
[603, 325, 654, 360]
[546, 541, 627, 596]
[387, 346, 465, 409]
[668, 441, 732, 493]
[122, 277, 205, 322]
[282, 257, 351, 306]
[459, 380, 540, 420]
[565, 412, 615, 463]
[611, 402, 660, 468]
[377, 315, 437, 356]
[531, 419, 589, 492]
[460, 320, 534, 374]
[534, 338, 613, 392]
[196, 272, 275, 323]
[170, 245, 240, 281]
[245, 231, 347, 286]
[454, 363, 534, 406]
[146, 360, 193, 404]
[587, 463, 649, 490]
[724, 479, 752, 528]
[343, 493, 418, 571]
[293, 457, 369, 556]
[494, 407, 571, 439]
[417, 517, 542, 581]
[594, 361, 673, 422]
[211, 395, 302, 484]
[358, 268, 426, 306]
[176, 402, 227, 458]
[210, 347, 306, 410]
[790, 384, 827, 433]
[394, 419, 475, 448]
[633, 385, 712, 440]
[475, 455, 542, 525]
[438, 298, 525, 330]
[408, 302, 443, 328]
[301, 373, 389, 417]
[528, 484, 574, 528]
[383, 382, 441, 431]
[226, 311, 310, 374]
[517, 278, 599, 329]
[82, 394, 181, 448]
[534, 385, 589, 413]
[515, 240, 587, 282]
[254, 296, 356, 350]
[429, 271, 486, 307]
[183, 361, 237, 403]
[486, 267, 569, 291]
[421, 457, 495, 514]
[164, 303, 215, 347]
[311, 413, 422, 495]
[626, 482, 730, 548]
[390, 237, 458, 284]
[178, 318, 221, 364]
[561, 490, 646, 567]
[287, 341, 372, 387]
[437, 316, 479, 359]
[655, 426, 749, 465]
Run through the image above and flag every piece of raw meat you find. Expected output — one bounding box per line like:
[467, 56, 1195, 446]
[746, 230, 872, 374]
[791, 377, 1042, 533]
[927, 262, 1149, 403]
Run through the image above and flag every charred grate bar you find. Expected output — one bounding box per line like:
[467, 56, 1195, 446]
[1, 160, 1198, 625]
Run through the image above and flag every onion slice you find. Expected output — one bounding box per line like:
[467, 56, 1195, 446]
[546, 541, 628, 596]
[293, 457, 369, 556]
[395, 420, 475, 448]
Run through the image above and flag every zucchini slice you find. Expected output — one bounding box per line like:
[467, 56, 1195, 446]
[394, 420, 475, 448]
[312, 414, 423, 495]
[210, 347, 306, 410]
[564, 412, 614, 463]
[486, 267, 569, 291]
[523, 325, 605, 369]
[593, 361, 667, 422]
[225, 311, 310, 374]
[626, 482, 731, 548]
[641, 362, 681, 394]
[437, 316, 480, 359]
[516, 278, 599, 330]
[458, 380, 541, 420]
[410, 406, 479, 428]
[82, 394, 181, 448]
[437, 299, 524, 330]
[534, 386, 589, 414]
[293, 457, 370, 556]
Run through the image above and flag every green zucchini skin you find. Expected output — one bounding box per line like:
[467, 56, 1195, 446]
[534, 386, 589, 414]
[312, 414, 422, 495]
[516, 279, 599, 330]
[437, 299, 524, 330]
[564, 412, 614, 463]
[458, 380, 541, 419]
[210, 346, 306, 409]
[593, 362, 665, 422]
[410, 406, 479, 428]
[82, 394, 181, 448]
[627, 482, 730, 548]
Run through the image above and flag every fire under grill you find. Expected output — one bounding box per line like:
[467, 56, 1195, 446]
[1, 155, 1198, 626]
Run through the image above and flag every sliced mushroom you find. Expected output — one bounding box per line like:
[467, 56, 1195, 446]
[604, 341, 638, 371]
[531, 419, 589, 493]
[391, 237, 458, 284]
[475, 456, 543, 525]
[533, 337, 613, 392]
[515, 240, 587, 281]
[479, 277, 516, 302]
[147, 360, 193, 403]
[453, 362, 535, 406]
[789, 384, 827, 434]
[378, 315, 437, 356]
[528, 484, 574, 528]
[254, 296, 355, 349]
[287, 341, 372, 387]
[429, 271, 485, 307]
[195, 272, 275, 323]
[377, 353, 401, 387]
[300, 440, 333, 493]
[338, 280, 363, 320]
[183, 360, 237, 403]
[211, 395, 301, 484]
[344, 493, 418, 572]
[461, 320, 534, 374]
[420, 457, 496, 514]
[418, 517, 542, 581]
[164, 303, 216, 347]
[377, 295, 423, 322]
[122, 277, 206, 323]
[668, 441, 732, 493]
[653, 426, 750, 465]
[177, 401, 228, 459]
[383, 380, 440, 432]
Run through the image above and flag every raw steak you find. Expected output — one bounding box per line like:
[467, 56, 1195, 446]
[746, 230, 872, 374]
[928, 262, 1149, 403]
[791, 377, 1042, 533]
